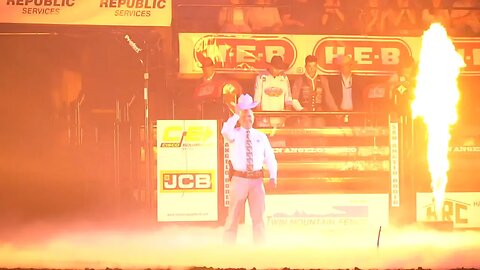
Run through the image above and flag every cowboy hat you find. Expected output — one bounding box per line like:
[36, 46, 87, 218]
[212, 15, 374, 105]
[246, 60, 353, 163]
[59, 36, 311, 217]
[267, 55, 288, 70]
[236, 94, 258, 110]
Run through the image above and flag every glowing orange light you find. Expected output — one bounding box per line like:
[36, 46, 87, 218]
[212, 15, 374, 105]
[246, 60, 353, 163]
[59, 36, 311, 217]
[411, 23, 465, 215]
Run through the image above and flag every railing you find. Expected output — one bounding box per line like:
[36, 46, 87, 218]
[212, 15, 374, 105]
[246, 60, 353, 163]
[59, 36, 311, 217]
[246, 111, 393, 194]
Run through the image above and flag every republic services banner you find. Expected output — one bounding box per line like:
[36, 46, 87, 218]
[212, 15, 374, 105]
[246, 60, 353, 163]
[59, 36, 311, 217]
[156, 120, 218, 222]
[0, 0, 171, 26]
[179, 33, 480, 76]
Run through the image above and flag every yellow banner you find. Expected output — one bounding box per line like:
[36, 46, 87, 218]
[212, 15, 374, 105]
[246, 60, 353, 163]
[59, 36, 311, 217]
[156, 120, 219, 222]
[179, 33, 480, 76]
[0, 0, 171, 26]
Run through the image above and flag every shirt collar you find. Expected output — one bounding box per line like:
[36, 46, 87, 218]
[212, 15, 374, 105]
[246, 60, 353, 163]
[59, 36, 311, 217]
[204, 72, 216, 81]
[305, 72, 318, 80]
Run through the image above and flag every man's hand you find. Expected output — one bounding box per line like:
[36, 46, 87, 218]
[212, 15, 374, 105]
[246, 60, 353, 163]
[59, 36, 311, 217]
[267, 178, 277, 190]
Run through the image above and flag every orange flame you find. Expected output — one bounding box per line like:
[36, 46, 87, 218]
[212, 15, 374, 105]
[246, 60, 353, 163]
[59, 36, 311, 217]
[412, 23, 465, 216]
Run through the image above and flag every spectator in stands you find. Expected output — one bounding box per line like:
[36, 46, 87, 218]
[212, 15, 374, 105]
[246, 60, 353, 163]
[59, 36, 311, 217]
[279, 0, 322, 34]
[329, 55, 372, 125]
[292, 55, 338, 128]
[382, 0, 421, 36]
[329, 55, 365, 112]
[218, 0, 252, 33]
[421, 0, 452, 31]
[358, 0, 388, 35]
[388, 55, 416, 116]
[253, 55, 292, 127]
[246, 0, 283, 33]
[194, 57, 243, 119]
[451, 0, 480, 36]
[320, 0, 347, 34]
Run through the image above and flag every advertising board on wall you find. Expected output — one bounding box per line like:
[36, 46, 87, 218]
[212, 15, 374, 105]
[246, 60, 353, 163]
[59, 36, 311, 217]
[156, 120, 218, 222]
[417, 192, 480, 228]
[179, 33, 480, 76]
[245, 194, 389, 229]
[0, 0, 172, 26]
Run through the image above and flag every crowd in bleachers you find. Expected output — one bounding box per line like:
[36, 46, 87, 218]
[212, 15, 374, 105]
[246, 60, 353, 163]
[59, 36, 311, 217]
[173, 0, 480, 128]
[175, 0, 480, 36]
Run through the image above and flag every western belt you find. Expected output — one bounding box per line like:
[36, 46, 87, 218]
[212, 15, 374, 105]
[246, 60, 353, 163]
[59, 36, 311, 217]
[232, 170, 264, 179]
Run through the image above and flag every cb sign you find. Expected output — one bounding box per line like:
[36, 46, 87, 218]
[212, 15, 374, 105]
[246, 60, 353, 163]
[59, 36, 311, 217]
[159, 125, 214, 147]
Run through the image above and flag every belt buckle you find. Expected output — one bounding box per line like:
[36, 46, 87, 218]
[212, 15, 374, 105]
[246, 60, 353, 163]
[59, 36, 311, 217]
[246, 171, 255, 178]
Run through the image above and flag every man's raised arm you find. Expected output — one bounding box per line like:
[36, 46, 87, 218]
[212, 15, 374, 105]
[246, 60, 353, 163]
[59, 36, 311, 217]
[221, 113, 240, 143]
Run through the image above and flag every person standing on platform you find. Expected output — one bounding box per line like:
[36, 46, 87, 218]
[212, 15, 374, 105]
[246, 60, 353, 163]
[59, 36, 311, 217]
[253, 55, 293, 128]
[329, 54, 369, 125]
[194, 57, 242, 119]
[221, 94, 278, 245]
[292, 55, 338, 128]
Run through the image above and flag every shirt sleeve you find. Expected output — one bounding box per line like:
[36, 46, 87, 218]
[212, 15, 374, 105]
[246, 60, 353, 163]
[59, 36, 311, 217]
[263, 134, 278, 180]
[291, 77, 304, 111]
[291, 77, 301, 100]
[221, 114, 240, 142]
[218, 7, 227, 27]
[322, 76, 339, 111]
[284, 76, 293, 105]
[254, 74, 263, 108]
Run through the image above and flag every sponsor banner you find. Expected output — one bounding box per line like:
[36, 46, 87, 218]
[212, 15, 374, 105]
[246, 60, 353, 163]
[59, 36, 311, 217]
[223, 141, 231, 207]
[273, 146, 390, 157]
[160, 170, 215, 193]
[389, 122, 400, 207]
[257, 127, 390, 137]
[245, 194, 389, 229]
[417, 192, 480, 228]
[449, 145, 480, 153]
[279, 160, 390, 172]
[0, 0, 171, 26]
[179, 33, 480, 76]
[156, 120, 218, 222]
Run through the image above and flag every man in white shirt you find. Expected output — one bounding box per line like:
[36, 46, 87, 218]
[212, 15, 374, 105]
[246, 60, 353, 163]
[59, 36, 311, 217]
[222, 94, 277, 244]
[254, 55, 292, 127]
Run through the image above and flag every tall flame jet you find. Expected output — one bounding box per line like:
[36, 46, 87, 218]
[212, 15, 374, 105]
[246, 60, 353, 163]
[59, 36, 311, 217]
[412, 23, 465, 216]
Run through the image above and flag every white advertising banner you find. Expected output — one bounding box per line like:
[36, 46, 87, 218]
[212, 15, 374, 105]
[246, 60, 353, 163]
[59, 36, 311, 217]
[179, 33, 480, 76]
[417, 192, 480, 228]
[245, 194, 389, 229]
[0, 0, 172, 26]
[389, 122, 400, 207]
[156, 120, 218, 222]
[223, 141, 231, 208]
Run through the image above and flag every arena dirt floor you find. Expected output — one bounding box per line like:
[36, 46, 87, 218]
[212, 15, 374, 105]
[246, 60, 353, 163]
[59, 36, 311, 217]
[1, 221, 480, 270]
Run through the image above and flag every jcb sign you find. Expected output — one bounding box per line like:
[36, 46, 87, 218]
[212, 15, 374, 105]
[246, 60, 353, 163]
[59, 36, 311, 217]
[160, 125, 213, 147]
[161, 171, 215, 192]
